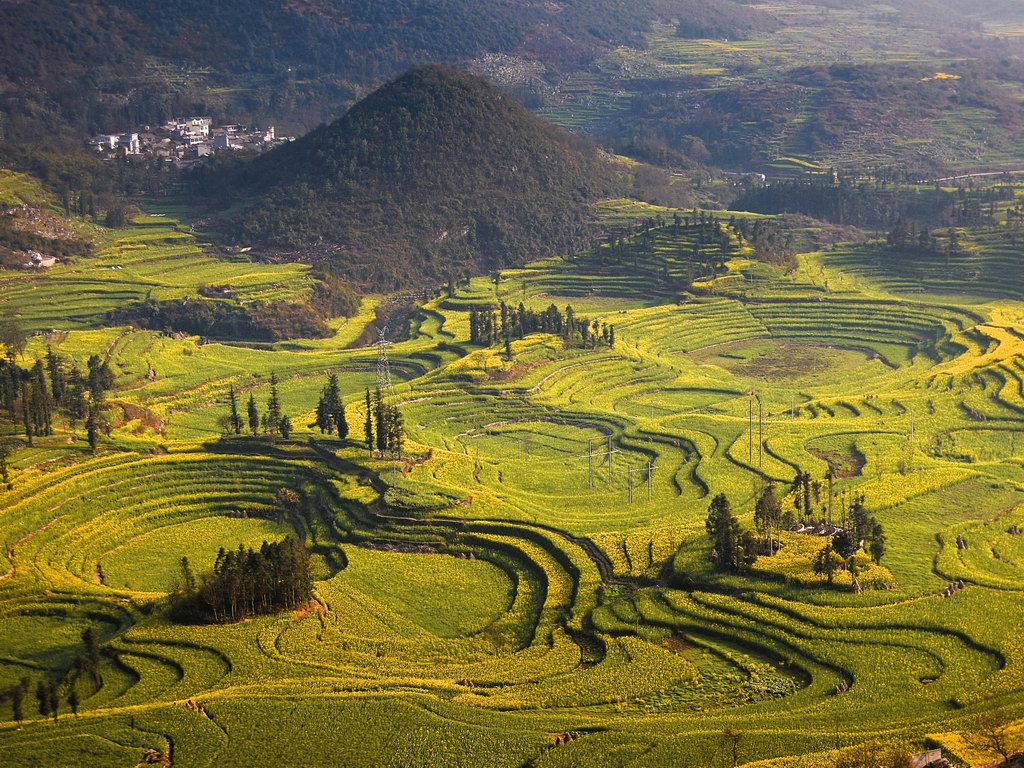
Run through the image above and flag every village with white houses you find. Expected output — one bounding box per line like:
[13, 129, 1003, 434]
[88, 116, 293, 165]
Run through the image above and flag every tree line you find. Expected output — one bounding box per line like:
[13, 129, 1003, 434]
[225, 371, 292, 438]
[3, 626, 103, 727]
[469, 301, 616, 357]
[364, 387, 404, 457]
[169, 538, 312, 623]
[0, 341, 115, 488]
[705, 479, 886, 590]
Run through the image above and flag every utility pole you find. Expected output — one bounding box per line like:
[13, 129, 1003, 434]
[827, 470, 834, 524]
[758, 395, 764, 469]
[748, 397, 753, 465]
[646, 460, 657, 502]
[588, 438, 594, 488]
[585, 436, 619, 490]
[375, 326, 395, 397]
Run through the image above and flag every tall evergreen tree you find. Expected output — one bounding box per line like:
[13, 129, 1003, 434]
[11, 680, 24, 727]
[266, 372, 282, 435]
[86, 355, 113, 401]
[705, 493, 757, 574]
[315, 396, 332, 434]
[247, 394, 259, 436]
[85, 404, 98, 452]
[21, 380, 33, 446]
[35, 680, 48, 719]
[374, 388, 387, 453]
[227, 385, 243, 435]
[754, 485, 782, 554]
[63, 365, 87, 430]
[364, 389, 374, 452]
[45, 346, 64, 404]
[30, 360, 51, 436]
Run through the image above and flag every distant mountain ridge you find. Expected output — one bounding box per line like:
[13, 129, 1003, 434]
[225, 65, 623, 289]
[0, 0, 720, 146]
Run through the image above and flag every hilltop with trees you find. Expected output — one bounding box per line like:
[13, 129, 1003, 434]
[206, 65, 622, 289]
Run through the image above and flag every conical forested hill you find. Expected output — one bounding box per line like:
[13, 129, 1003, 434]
[231, 64, 623, 288]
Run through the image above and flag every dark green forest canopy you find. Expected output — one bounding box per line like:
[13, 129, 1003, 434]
[0, 0, 711, 144]
[219, 65, 623, 289]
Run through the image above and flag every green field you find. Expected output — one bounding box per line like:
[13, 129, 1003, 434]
[4, 183, 1024, 767]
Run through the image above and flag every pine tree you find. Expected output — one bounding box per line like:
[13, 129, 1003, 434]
[280, 415, 292, 439]
[45, 346, 64, 404]
[754, 485, 782, 553]
[364, 389, 373, 453]
[11, 680, 25, 727]
[20, 379, 33, 446]
[228, 385, 242, 435]
[391, 406, 404, 457]
[374, 388, 387, 453]
[63, 366, 87, 430]
[68, 687, 79, 719]
[705, 493, 756, 574]
[30, 360, 51, 436]
[36, 680, 49, 719]
[266, 372, 282, 435]
[0, 443, 11, 490]
[247, 394, 259, 436]
[317, 373, 347, 437]
[315, 396, 332, 434]
[869, 521, 886, 564]
[334, 398, 348, 440]
[813, 543, 843, 585]
[86, 355, 113, 402]
[47, 680, 58, 721]
[85, 404, 98, 452]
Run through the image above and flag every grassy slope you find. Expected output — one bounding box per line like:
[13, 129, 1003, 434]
[4, 184, 1024, 766]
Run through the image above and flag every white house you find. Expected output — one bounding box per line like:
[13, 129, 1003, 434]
[120, 133, 141, 155]
[24, 251, 57, 269]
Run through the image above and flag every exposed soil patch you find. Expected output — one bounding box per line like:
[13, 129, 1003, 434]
[356, 540, 440, 555]
[692, 340, 875, 383]
[116, 402, 166, 435]
[348, 302, 414, 349]
[294, 598, 328, 621]
[808, 447, 864, 479]
[487, 358, 548, 383]
[662, 634, 694, 654]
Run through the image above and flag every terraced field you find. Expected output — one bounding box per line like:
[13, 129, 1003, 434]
[3, 200, 1024, 766]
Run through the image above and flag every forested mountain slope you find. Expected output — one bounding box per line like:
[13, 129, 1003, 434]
[0, 0, 746, 144]
[222, 65, 622, 288]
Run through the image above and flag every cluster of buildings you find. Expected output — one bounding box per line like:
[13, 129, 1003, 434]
[23, 251, 57, 269]
[88, 117, 293, 165]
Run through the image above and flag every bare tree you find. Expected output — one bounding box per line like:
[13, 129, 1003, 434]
[967, 712, 1018, 765]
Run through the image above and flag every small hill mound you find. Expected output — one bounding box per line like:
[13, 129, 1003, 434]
[674, 0, 781, 40]
[231, 65, 622, 288]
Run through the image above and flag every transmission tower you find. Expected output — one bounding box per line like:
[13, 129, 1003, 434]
[375, 325, 395, 396]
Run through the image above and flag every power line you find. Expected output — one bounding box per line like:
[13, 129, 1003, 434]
[586, 436, 620, 489]
[375, 325, 395, 396]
